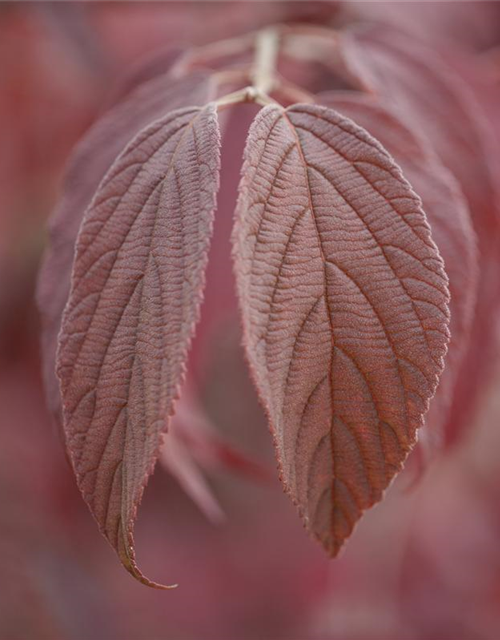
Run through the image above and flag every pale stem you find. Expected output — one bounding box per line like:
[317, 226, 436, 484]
[251, 27, 280, 95]
[214, 86, 278, 111]
[198, 24, 331, 111]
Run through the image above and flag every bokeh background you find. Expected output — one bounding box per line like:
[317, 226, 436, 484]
[1, 2, 500, 639]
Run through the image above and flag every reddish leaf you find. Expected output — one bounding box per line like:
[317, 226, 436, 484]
[233, 104, 450, 555]
[318, 93, 478, 455]
[36, 64, 260, 562]
[56, 103, 221, 587]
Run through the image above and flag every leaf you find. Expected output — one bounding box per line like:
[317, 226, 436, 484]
[318, 93, 478, 456]
[56, 103, 221, 588]
[233, 103, 450, 555]
[37, 69, 215, 430]
[36, 64, 260, 568]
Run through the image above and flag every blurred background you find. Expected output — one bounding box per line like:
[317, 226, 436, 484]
[1, 2, 500, 639]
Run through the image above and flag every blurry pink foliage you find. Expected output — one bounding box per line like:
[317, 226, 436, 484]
[1, 2, 500, 639]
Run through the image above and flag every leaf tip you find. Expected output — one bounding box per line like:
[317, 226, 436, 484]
[118, 522, 178, 590]
[121, 553, 179, 591]
[313, 523, 350, 560]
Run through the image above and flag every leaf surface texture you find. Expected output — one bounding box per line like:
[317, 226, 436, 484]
[233, 104, 450, 554]
[56, 103, 221, 587]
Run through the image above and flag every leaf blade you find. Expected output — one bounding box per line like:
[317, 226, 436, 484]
[233, 104, 450, 555]
[56, 103, 221, 587]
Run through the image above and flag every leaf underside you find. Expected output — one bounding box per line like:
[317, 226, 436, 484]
[233, 104, 450, 555]
[56, 104, 221, 588]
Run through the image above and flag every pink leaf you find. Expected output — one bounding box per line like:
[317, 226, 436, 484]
[56, 103, 221, 588]
[318, 93, 478, 457]
[233, 104, 450, 555]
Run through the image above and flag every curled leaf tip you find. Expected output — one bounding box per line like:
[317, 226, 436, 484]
[125, 563, 178, 591]
[56, 102, 221, 587]
[118, 524, 179, 590]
